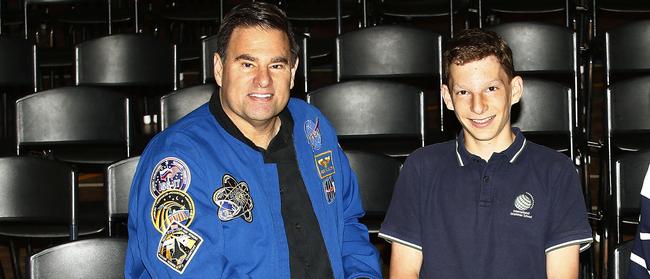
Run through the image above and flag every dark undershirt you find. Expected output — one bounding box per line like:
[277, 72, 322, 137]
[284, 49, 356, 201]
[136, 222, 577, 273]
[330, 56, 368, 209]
[209, 92, 333, 279]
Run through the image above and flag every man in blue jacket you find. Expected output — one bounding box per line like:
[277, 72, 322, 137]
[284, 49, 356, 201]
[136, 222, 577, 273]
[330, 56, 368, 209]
[125, 2, 381, 278]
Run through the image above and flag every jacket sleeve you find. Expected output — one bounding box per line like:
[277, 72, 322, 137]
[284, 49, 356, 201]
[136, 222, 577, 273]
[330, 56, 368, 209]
[630, 164, 650, 278]
[335, 145, 383, 279]
[124, 137, 253, 279]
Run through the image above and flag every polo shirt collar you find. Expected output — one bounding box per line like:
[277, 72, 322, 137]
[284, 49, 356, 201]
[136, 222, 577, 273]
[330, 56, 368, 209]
[455, 127, 527, 166]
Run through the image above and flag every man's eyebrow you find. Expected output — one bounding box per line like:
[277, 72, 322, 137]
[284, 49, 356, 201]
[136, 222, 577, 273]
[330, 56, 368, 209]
[234, 54, 257, 62]
[271, 57, 289, 64]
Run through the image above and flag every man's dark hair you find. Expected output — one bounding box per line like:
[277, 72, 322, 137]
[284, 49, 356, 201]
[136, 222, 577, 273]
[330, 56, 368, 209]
[215, 2, 299, 65]
[443, 29, 514, 81]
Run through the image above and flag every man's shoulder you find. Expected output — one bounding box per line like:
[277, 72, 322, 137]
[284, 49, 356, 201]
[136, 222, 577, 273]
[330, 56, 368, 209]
[405, 139, 457, 168]
[522, 140, 574, 167]
[148, 104, 217, 149]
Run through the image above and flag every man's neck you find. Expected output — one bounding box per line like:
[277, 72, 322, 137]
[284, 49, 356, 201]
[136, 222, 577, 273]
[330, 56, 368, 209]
[228, 113, 281, 150]
[463, 131, 516, 162]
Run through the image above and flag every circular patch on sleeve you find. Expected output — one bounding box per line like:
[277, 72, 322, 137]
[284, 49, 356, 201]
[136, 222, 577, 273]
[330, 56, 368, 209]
[151, 190, 196, 233]
[150, 157, 191, 197]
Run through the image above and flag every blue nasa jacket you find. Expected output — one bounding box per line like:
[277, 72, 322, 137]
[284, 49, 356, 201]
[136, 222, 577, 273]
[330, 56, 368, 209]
[125, 98, 382, 278]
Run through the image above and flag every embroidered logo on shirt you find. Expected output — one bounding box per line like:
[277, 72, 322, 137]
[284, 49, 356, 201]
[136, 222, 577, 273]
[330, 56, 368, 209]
[212, 174, 254, 223]
[314, 150, 335, 179]
[322, 176, 336, 204]
[157, 221, 203, 274]
[151, 190, 196, 233]
[150, 157, 191, 197]
[304, 118, 322, 151]
[510, 192, 534, 219]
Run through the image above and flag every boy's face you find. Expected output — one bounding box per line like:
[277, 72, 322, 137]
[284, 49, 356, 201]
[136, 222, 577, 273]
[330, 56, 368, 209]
[441, 55, 523, 148]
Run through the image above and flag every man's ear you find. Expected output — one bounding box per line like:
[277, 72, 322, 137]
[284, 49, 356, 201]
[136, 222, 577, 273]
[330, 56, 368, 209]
[214, 53, 224, 87]
[441, 84, 455, 111]
[289, 57, 299, 90]
[510, 75, 523, 105]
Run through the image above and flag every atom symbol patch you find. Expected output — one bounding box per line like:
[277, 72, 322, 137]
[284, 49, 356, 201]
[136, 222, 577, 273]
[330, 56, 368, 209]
[212, 174, 254, 223]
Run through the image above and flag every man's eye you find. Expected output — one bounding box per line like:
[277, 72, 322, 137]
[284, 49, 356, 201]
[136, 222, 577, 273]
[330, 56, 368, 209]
[487, 86, 498, 92]
[242, 63, 254, 68]
[456, 90, 469, 95]
[271, 64, 284, 69]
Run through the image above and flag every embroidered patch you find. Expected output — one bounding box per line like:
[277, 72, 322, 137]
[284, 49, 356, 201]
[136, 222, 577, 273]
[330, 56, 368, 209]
[322, 176, 336, 204]
[151, 190, 196, 233]
[157, 221, 203, 274]
[150, 157, 191, 197]
[510, 192, 534, 219]
[304, 118, 322, 151]
[314, 150, 335, 179]
[212, 174, 254, 223]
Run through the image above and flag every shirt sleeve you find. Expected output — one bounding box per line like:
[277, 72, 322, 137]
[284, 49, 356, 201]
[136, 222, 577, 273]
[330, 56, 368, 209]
[124, 136, 252, 279]
[335, 145, 383, 279]
[629, 163, 650, 278]
[544, 159, 593, 253]
[378, 152, 423, 250]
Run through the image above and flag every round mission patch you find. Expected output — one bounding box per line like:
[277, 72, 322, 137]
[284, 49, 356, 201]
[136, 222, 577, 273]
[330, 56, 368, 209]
[150, 157, 191, 197]
[151, 189, 196, 233]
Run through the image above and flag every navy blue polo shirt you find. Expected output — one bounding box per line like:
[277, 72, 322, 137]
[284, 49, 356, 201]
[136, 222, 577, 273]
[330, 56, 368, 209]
[379, 128, 593, 279]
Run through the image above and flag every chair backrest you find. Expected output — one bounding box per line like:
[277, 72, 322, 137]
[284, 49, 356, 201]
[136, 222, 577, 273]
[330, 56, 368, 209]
[606, 76, 650, 152]
[201, 34, 218, 84]
[29, 238, 127, 279]
[107, 156, 140, 218]
[344, 150, 401, 215]
[16, 86, 131, 164]
[511, 78, 574, 156]
[608, 240, 634, 279]
[75, 34, 175, 87]
[307, 80, 424, 156]
[307, 80, 423, 139]
[614, 151, 650, 216]
[0, 36, 35, 88]
[487, 22, 576, 75]
[336, 25, 442, 81]
[605, 20, 650, 85]
[0, 157, 74, 223]
[160, 83, 214, 130]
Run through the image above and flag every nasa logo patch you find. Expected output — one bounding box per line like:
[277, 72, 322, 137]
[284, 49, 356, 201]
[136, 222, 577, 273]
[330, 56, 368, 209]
[304, 119, 322, 151]
[314, 150, 335, 179]
[212, 174, 254, 223]
[151, 190, 196, 233]
[150, 157, 191, 197]
[157, 221, 203, 274]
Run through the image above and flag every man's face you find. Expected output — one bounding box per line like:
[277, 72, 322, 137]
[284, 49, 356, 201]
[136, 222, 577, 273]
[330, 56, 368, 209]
[214, 26, 298, 128]
[441, 55, 523, 147]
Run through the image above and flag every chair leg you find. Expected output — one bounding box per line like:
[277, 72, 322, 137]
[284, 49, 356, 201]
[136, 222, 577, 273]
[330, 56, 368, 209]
[9, 239, 21, 279]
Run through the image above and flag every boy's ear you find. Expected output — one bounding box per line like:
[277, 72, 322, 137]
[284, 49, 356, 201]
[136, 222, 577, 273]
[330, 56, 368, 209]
[510, 76, 523, 105]
[441, 84, 455, 111]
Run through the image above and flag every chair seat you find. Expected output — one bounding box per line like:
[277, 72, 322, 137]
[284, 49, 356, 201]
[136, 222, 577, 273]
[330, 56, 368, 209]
[286, 3, 354, 21]
[382, 1, 452, 17]
[57, 7, 132, 24]
[38, 48, 74, 68]
[158, 8, 221, 21]
[488, 1, 565, 13]
[599, 1, 650, 13]
[0, 222, 104, 238]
